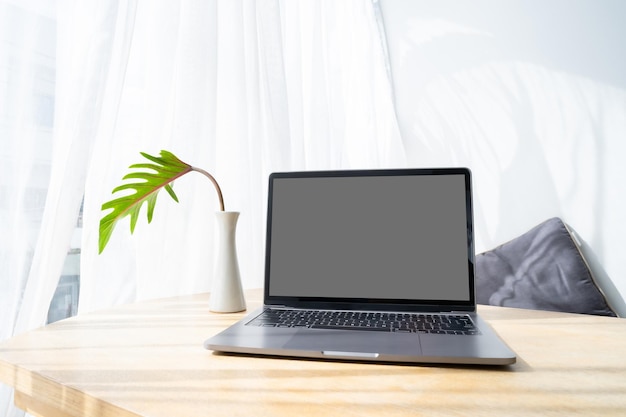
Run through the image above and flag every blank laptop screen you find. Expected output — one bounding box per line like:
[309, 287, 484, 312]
[267, 173, 471, 302]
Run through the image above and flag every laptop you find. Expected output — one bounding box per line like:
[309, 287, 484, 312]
[204, 168, 516, 365]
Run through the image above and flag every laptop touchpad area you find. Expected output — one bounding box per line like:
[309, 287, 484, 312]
[284, 329, 422, 356]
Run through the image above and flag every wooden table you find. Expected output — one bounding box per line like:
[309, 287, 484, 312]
[1, 289, 625, 417]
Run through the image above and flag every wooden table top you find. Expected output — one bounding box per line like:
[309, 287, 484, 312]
[1, 289, 625, 417]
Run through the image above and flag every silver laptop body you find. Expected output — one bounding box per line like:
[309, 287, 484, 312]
[204, 168, 516, 365]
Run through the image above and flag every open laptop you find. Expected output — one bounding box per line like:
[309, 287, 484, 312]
[204, 168, 516, 365]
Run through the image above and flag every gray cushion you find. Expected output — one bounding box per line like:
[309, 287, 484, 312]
[475, 218, 616, 317]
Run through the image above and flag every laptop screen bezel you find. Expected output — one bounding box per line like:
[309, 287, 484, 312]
[263, 168, 477, 313]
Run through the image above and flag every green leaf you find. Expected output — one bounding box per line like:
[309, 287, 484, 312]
[98, 150, 193, 254]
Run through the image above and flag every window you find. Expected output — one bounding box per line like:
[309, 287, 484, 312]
[47, 201, 82, 324]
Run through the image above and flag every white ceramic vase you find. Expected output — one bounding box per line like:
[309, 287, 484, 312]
[210, 211, 246, 313]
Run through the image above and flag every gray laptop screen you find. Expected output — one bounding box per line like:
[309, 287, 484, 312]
[266, 171, 472, 303]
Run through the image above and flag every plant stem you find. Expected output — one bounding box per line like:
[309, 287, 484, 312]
[191, 166, 225, 211]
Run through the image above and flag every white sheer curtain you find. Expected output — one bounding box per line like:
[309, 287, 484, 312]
[79, 0, 403, 312]
[0, 0, 402, 329]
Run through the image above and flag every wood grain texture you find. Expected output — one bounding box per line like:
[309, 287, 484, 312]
[1, 289, 625, 417]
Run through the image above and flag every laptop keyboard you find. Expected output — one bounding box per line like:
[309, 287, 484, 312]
[247, 309, 481, 335]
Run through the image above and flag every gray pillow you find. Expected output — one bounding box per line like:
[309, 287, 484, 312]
[475, 218, 616, 317]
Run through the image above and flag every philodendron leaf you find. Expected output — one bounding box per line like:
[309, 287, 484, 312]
[99, 150, 193, 254]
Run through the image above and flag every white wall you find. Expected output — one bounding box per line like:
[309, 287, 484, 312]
[379, 0, 626, 315]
